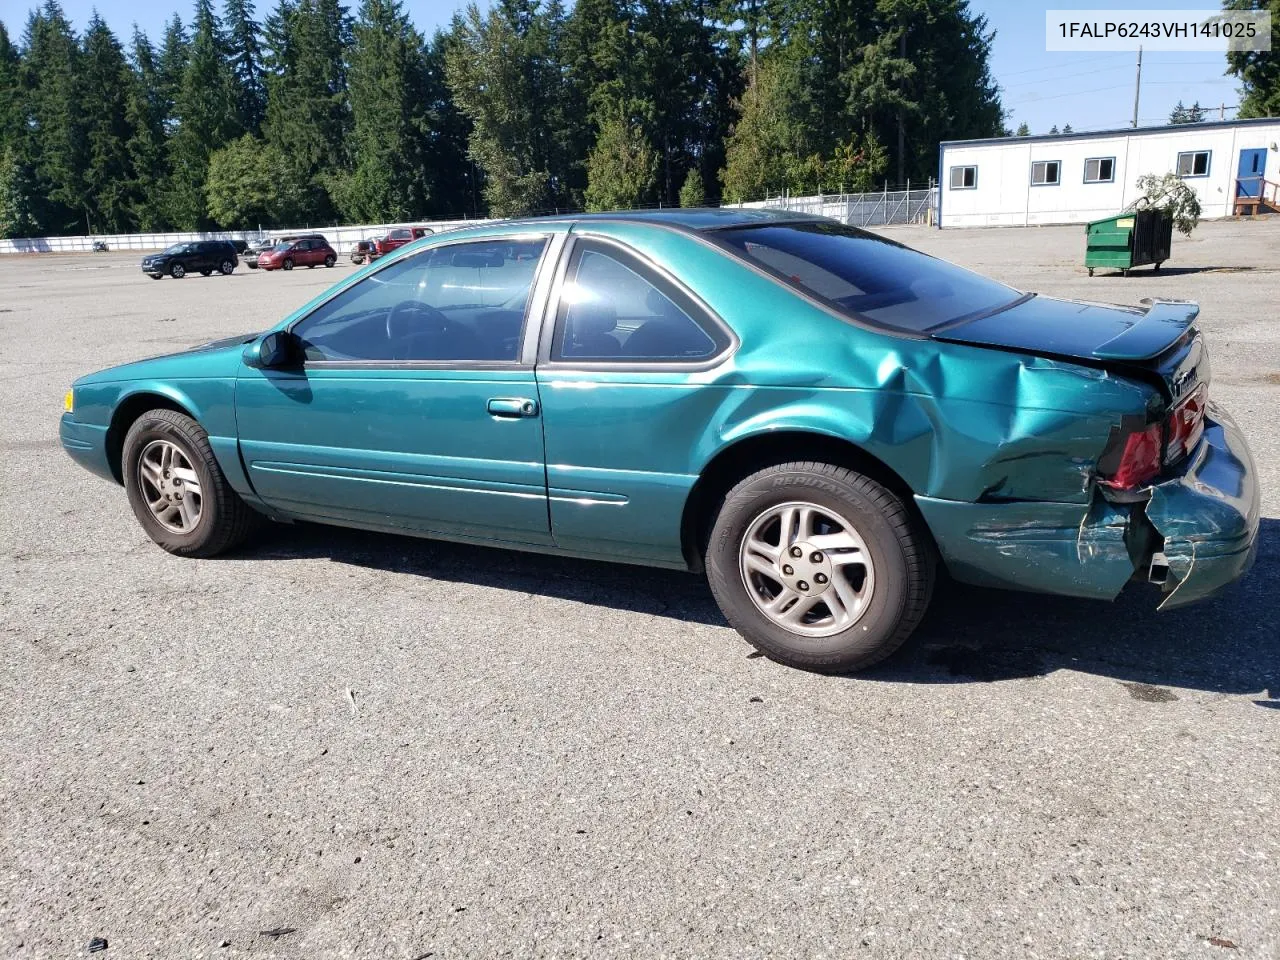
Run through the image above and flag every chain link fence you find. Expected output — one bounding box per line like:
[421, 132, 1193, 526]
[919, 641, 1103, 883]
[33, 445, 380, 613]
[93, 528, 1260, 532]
[730, 184, 938, 228]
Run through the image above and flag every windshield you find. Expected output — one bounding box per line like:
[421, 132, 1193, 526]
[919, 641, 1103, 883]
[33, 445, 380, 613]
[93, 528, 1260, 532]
[272, 243, 293, 252]
[714, 222, 1022, 333]
[161, 243, 189, 255]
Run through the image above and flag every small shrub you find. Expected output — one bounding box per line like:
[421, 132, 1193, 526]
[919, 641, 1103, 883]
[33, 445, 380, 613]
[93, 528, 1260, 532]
[1129, 172, 1201, 236]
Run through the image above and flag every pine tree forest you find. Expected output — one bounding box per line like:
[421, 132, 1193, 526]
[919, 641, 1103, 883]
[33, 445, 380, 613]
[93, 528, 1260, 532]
[0, 0, 1010, 236]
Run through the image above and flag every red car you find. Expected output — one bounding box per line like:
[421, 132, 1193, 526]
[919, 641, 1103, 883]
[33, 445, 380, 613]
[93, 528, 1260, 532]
[258, 237, 338, 272]
[374, 226, 433, 257]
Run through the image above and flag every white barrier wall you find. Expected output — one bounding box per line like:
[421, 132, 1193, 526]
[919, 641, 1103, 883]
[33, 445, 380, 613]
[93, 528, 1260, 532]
[0, 217, 497, 256]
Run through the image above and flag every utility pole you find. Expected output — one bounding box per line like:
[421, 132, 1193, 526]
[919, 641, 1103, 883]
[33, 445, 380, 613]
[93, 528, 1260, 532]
[1131, 45, 1143, 128]
[1219, 102, 1225, 120]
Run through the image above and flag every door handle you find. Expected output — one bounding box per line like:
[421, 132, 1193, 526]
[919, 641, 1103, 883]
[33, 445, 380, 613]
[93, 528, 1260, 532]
[487, 397, 539, 418]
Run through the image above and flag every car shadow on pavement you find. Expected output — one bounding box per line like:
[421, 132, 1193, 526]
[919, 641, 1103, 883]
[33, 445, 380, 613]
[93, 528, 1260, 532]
[241, 517, 1278, 701]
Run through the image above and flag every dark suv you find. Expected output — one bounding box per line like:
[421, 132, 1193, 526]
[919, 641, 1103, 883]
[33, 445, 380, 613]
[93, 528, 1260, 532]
[141, 241, 239, 280]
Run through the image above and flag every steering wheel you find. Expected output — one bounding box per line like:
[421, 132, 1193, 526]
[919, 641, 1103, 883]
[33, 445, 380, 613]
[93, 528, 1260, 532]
[385, 299, 450, 359]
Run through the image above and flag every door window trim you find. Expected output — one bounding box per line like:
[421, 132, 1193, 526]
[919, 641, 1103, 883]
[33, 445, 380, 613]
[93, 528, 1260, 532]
[537, 234, 737, 373]
[285, 231, 564, 371]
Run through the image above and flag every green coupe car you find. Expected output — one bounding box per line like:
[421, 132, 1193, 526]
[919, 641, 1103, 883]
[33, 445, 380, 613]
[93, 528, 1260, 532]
[60, 210, 1260, 672]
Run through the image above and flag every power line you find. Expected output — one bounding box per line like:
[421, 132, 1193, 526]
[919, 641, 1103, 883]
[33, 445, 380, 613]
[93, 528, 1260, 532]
[1001, 64, 1132, 89]
[1004, 82, 1144, 104]
[997, 53, 1124, 77]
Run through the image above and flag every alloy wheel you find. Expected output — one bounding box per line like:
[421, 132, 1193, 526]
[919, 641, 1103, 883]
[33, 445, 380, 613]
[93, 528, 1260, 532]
[738, 500, 875, 637]
[137, 439, 203, 534]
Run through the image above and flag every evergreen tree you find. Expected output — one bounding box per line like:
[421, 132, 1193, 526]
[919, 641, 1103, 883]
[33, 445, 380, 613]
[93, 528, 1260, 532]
[125, 28, 172, 228]
[420, 30, 475, 217]
[333, 0, 433, 221]
[678, 165, 705, 206]
[82, 15, 137, 233]
[1226, 0, 1280, 118]
[169, 0, 241, 227]
[224, 0, 268, 133]
[1049, 124, 1059, 135]
[21, 1, 88, 233]
[1062, 123, 1073, 134]
[0, 22, 41, 238]
[1015, 122, 1029, 136]
[720, 57, 805, 201]
[157, 15, 190, 128]
[445, 0, 580, 216]
[585, 112, 658, 210]
[263, 0, 352, 218]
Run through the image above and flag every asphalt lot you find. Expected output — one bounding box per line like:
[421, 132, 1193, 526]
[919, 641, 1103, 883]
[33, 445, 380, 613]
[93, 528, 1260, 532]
[2, 220, 1277, 959]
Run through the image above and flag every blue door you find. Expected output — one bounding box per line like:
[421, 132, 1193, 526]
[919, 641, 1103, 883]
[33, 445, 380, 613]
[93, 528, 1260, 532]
[1237, 148, 1266, 198]
[235, 234, 561, 545]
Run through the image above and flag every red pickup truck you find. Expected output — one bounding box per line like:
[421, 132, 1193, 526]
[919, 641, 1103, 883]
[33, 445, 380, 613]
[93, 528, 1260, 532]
[374, 225, 433, 258]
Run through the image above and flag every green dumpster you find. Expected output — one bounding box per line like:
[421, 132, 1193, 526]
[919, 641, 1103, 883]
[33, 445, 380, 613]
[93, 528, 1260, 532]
[1084, 209, 1173, 276]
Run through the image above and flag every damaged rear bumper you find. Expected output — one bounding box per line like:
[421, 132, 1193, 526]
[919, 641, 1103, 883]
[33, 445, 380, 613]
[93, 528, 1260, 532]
[1141, 404, 1260, 608]
[915, 404, 1260, 608]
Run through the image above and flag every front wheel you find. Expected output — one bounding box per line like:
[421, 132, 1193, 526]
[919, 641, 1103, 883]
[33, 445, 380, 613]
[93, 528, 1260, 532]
[219, 260, 234, 275]
[149, 273, 162, 280]
[282, 258, 293, 271]
[324, 254, 336, 268]
[122, 409, 260, 557]
[706, 462, 933, 673]
[170, 263, 186, 279]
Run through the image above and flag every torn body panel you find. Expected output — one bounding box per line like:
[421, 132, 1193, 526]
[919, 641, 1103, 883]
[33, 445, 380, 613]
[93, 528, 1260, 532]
[916, 406, 1260, 608]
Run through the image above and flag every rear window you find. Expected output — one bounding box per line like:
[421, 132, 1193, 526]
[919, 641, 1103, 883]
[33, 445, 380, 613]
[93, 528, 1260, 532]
[714, 222, 1021, 333]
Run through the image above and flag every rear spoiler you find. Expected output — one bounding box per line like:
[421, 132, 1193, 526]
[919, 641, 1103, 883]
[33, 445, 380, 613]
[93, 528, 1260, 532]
[1092, 299, 1199, 361]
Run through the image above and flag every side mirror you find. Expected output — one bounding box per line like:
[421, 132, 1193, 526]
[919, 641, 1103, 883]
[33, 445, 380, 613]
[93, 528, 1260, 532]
[242, 331, 297, 369]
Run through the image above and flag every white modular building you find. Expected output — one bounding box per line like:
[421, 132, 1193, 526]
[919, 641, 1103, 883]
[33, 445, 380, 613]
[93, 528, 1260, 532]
[937, 117, 1280, 228]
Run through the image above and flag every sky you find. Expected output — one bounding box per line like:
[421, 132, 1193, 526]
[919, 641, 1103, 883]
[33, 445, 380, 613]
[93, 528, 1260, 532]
[1, 0, 1247, 137]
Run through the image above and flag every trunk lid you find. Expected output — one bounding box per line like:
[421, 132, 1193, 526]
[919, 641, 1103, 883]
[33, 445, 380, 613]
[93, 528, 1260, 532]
[934, 296, 1207, 403]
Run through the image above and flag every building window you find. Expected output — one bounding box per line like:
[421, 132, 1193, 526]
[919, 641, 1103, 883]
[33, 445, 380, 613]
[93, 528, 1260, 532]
[1176, 150, 1211, 177]
[1031, 160, 1061, 186]
[1084, 157, 1115, 183]
[949, 165, 977, 190]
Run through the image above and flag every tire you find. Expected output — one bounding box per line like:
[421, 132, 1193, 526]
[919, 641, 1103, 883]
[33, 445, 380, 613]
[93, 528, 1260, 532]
[248, 262, 258, 269]
[170, 263, 186, 279]
[200, 269, 212, 276]
[122, 409, 261, 558]
[219, 260, 234, 275]
[705, 462, 933, 673]
[307, 263, 315, 269]
[149, 273, 163, 280]
[324, 254, 336, 268]
[282, 258, 293, 271]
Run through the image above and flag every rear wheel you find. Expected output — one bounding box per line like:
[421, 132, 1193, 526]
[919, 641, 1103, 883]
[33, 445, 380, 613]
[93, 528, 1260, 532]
[219, 259, 234, 275]
[282, 258, 293, 271]
[324, 254, 336, 268]
[122, 409, 260, 558]
[706, 462, 933, 673]
[170, 263, 186, 279]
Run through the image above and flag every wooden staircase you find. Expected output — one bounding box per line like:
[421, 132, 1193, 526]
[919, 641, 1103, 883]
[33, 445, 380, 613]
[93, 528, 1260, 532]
[1234, 177, 1279, 217]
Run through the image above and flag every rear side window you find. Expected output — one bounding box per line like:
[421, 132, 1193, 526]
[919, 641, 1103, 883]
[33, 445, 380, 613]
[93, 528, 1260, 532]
[552, 242, 726, 362]
[714, 221, 1021, 333]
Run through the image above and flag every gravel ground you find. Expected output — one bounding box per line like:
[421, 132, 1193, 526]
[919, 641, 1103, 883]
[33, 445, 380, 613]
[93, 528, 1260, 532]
[1, 220, 1277, 959]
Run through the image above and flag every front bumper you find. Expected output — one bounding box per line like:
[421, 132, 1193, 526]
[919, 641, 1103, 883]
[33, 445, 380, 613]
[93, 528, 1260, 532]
[916, 404, 1260, 608]
[60, 413, 115, 483]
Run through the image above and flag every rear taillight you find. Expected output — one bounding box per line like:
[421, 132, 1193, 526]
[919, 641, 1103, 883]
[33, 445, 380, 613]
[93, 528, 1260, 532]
[1164, 384, 1206, 464]
[1099, 422, 1163, 491]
